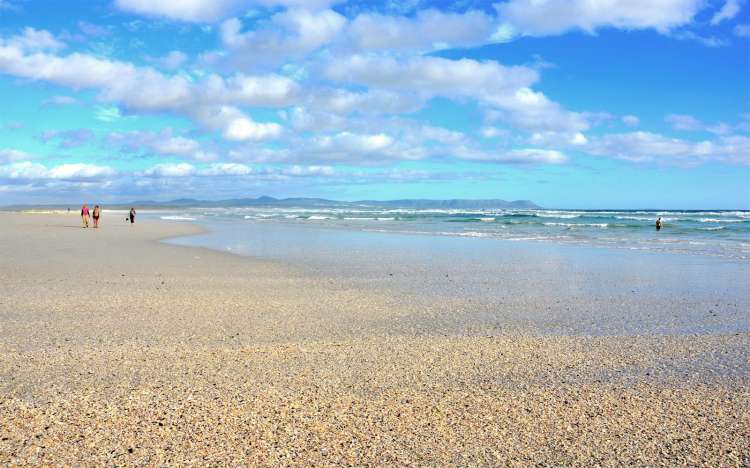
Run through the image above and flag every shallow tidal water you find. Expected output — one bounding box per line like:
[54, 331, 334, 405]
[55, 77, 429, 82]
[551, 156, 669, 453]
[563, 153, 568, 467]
[164, 218, 750, 337]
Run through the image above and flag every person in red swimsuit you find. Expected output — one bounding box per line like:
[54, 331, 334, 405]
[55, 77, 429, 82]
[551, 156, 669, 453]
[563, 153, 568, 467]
[81, 204, 89, 228]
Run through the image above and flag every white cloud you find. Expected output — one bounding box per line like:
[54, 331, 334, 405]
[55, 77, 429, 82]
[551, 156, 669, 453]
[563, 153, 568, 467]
[142, 163, 196, 177]
[1, 27, 66, 51]
[285, 106, 346, 132]
[224, 116, 283, 141]
[452, 146, 568, 164]
[494, 0, 704, 36]
[345, 9, 495, 52]
[0, 34, 290, 139]
[199, 162, 252, 175]
[325, 55, 537, 96]
[666, 113, 702, 131]
[325, 54, 586, 133]
[106, 129, 217, 161]
[585, 132, 750, 165]
[307, 89, 423, 116]
[94, 106, 124, 122]
[316, 131, 393, 152]
[116, 0, 340, 22]
[152, 136, 202, 156]
[622, 115, 640, 127]
[669, 30, 727, 47]
[282, 164, 335, 176]
[0, 149, 30, 164]
[0, 162, 115, 179]
[483, 87, 589, 133]
[150, 50, 188, 70]
[219, 9, 346, 69]
[48, 163, 115, 179]
[711, 0, 742, 25]
[479, 126, 509, 138]
[199, 73, 300, 107]
[115, 0, 244, 22]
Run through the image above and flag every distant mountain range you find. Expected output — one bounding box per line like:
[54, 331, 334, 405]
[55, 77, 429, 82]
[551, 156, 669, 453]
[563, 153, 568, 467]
[128, 196, 541, 210]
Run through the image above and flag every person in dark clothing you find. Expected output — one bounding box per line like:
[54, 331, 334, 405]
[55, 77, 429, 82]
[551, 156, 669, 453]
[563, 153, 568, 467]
[656, 217, 662, 231]
[129, 207, 136, 224]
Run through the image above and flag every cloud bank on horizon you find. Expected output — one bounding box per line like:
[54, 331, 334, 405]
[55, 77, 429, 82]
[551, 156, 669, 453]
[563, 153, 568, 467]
[0, 0, 748, 207]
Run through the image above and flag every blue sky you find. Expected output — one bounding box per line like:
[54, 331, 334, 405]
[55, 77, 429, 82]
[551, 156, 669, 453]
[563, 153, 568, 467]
[0, 0, 748, 208]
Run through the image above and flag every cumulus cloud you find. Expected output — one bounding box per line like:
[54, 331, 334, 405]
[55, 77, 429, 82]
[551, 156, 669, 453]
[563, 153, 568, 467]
[325, 55, 537, 96]
[665, 114, 734, 134]
[585, 132, 750, 165]
[0, 162, 115, 179]
[0, 148, 30, 164]
[0, 32, 289, 140]
[224, 117, 284, 141]
[494, 0, 704, 36]
[219, 9, 346, 70]
[141, 163, 196, 177]
[115, 0, 245, 22]
[325, 55, 586, 133]
[148, 50, 188, 70]
[139, 161, 310, 179]
[199, 162, 253, 176]
[666, 113, 703, 131]
[344, 9, 496, 52]
[452, 146, 568, 164]
[105, 129, 219, 161]
[1, 27, 66, 51]
[116, 0, 339, 22]
[281, 164, 335, 176]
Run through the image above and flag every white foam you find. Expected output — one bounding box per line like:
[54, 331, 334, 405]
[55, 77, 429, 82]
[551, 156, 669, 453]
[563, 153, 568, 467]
[544, 222, 609, 228]
[160, 216, 196, 221]
[307, 215, 330, 220]
[699, 218, 744, 223]
[535, 213, 580, 218]
[479, 217, 495, 222]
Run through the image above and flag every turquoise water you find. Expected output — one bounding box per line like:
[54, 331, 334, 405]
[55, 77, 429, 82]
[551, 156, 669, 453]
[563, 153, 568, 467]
[150, 207, 750, 260]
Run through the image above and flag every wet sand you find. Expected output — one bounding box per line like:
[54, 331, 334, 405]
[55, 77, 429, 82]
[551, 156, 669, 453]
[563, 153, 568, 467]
[0, 212, 748, 465]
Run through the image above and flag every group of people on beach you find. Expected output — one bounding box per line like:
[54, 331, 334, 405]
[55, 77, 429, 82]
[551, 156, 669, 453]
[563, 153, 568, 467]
[80, 204, 101, 228]
[79, 204, 136, 228]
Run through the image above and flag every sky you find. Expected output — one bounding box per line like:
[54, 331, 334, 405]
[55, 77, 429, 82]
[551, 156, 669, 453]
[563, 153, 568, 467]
[0, 0, 748, 208]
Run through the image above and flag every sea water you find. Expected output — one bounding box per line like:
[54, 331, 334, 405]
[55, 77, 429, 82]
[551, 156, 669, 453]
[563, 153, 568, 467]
[149, 207, 750, 261]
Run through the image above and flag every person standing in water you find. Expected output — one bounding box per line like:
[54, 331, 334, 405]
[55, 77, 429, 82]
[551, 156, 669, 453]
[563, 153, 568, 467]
[81, 204, 90, 228]
[129, 207, 136, 224]
[656, 217, 662, 231]
[92, 205, 101, 229]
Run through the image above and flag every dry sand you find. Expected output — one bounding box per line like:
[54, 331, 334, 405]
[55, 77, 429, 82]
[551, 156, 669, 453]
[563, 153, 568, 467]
[0, 212, 748, 465]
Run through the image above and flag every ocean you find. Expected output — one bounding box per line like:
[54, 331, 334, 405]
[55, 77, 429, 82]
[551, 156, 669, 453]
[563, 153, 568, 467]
[149, 207, 750, 261]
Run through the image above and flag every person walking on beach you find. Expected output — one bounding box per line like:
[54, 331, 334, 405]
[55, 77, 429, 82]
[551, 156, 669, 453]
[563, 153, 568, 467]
[656, 217, 662, 231]
[129, 207, 136, 224]
[81, 204, 90, 228]
[92, 205, 101, 229]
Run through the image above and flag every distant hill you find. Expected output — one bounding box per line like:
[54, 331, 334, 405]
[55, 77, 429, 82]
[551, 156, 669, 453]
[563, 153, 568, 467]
[128, 196, 541, 210]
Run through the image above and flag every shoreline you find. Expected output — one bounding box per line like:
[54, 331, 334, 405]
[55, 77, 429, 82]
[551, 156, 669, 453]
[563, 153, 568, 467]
[1, 212, 748, 464]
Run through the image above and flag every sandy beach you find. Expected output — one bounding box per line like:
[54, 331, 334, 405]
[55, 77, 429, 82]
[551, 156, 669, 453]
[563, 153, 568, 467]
[0, 212, 748, 465]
